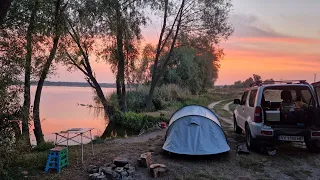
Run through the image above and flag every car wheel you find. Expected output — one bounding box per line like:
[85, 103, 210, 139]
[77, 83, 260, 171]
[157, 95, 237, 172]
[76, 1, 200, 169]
[245, 124, 258, 150]
[306, 140, 320, 153]
[233, 116, 242, 134]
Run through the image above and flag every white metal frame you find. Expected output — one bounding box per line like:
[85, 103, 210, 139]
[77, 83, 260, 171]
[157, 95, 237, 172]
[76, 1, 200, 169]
[54, 128, 94, 164]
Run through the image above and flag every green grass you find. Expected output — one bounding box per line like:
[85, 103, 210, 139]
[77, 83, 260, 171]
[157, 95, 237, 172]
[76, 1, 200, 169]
[2, 150, 49, 179]
[212, 100, 233, 118]
[229, 103, 237, 113]
[169, 90, 238, 110]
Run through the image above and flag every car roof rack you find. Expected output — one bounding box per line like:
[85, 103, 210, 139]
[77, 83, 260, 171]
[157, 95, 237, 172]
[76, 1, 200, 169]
[249, 80, 308, 87]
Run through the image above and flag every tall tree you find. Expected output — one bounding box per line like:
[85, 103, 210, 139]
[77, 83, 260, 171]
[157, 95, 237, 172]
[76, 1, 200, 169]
[4, 0, 65, 146]
[0, 28, 23, 173]
[115, 1, 127, 112]
[32, 0, 66, 144]
[60, 0, 116, 138]
[159, 37, 223, 94]
[146, 0, 233, 109]
[100, 0, 145, 112]
[21, 0, 39, 148]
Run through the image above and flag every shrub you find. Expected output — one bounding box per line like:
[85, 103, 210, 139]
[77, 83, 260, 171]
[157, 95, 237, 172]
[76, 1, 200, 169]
[0, 120, 16, 176]
[33, 141, 55, 152]
[110, 111, 168, 132]
[108, 93, 120, 111]
[152, 98, 165, 110]
[110, 84, 191, 112]
[126, 89, 148, 112]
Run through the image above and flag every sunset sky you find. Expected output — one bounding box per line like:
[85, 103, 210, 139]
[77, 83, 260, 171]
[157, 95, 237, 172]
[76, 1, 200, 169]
[52, 0, 320, 85]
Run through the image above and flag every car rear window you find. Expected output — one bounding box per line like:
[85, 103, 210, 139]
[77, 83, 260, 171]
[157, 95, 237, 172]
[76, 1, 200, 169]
[263, 86, 312, 104]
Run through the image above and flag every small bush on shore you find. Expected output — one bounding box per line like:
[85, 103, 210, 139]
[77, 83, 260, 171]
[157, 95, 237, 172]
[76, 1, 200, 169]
[33, 141, 55, 152]
[109, 84, 191, 112]
[110, 111, 169, 132]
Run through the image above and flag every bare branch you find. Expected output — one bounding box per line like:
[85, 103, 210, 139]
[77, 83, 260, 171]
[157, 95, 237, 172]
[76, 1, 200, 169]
[66, 19, 89, 61]
[159, 2, 184, 53]
[182, 0, 196, 16]
[66, 19, 94, 76]
[155, 0, 168, 57]
[85, 77, 96, 89]
[160, 0, 186, 73]
[65, 51, 89, 77]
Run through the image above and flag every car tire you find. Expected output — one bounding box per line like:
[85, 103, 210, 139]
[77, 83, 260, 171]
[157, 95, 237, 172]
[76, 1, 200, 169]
[245, 124, 258, 150]
[233, 116, 242, 134]
[306, 140, 320, 153]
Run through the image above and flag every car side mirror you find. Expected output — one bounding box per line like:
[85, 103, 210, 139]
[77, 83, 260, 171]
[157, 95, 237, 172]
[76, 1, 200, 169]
[234, 99, 241, 104]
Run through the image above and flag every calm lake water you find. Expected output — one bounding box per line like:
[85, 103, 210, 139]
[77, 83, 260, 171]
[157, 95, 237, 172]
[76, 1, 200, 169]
[30, 86, 116, 145]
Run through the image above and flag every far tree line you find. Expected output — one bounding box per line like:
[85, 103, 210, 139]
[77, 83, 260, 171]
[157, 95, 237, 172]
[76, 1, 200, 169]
[233, 74, 275, 88]
[0, 0, 233, 149]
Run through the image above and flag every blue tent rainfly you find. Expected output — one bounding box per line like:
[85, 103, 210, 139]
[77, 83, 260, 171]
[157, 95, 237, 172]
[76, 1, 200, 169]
[162, 105, 230, 155]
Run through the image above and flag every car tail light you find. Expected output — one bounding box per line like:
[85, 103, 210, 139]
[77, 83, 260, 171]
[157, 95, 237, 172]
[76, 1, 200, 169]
[312, 132, 320, 136]
[254, 106, 263, 123]
[261, 131, 273, 135]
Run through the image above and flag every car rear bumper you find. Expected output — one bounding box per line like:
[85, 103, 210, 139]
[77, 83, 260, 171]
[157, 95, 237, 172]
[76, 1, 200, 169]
[249, 122, 320, 142]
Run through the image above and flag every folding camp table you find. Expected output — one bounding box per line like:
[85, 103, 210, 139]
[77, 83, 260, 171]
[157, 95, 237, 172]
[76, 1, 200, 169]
[54, 128, 94, 164]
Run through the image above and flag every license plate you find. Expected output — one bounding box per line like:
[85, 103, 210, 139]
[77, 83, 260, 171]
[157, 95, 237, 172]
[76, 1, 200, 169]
[278, 136, 304, 142]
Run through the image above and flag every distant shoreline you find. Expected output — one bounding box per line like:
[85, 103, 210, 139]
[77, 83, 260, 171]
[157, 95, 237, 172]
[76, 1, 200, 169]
[30, 81, 117, 88]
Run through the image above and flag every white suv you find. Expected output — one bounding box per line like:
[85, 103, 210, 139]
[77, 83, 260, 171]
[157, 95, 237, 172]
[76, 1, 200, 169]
[233, 80, 320, 152]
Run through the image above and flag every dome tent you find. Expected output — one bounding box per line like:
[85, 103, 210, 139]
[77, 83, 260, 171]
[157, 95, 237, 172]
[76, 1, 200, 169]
[162, 105, 230, 155]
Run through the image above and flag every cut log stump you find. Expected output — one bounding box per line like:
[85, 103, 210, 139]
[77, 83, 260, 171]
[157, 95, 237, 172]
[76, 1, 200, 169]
[137, 152, 152, 168]
[149, 164, 168, 178]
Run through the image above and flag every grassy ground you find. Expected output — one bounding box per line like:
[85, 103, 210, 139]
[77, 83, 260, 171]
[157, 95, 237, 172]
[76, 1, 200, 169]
[212, 100, 233, 119]
[145, 89, 239, 119]
[229, 103, 237, 113]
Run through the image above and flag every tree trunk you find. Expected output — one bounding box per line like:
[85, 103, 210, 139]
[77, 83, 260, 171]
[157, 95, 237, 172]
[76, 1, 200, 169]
[33, 35, 60, 144]
[21, 0, 39, 148]
[121, 78, 126, 112]
[33, 0, 61, 145]
[89, 74, 115, 140]
[116, 74, 121, 107]
[115, 3, 127, 112]
[66, 19, 115, 140]
[146, 76, 157, 110]
[146, 0, 168, 110]
[146, 0, 185, 110]
[0, 0, 12, 25]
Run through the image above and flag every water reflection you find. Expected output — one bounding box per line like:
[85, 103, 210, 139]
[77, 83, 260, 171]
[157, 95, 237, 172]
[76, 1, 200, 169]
[30, 86, 115, 145]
